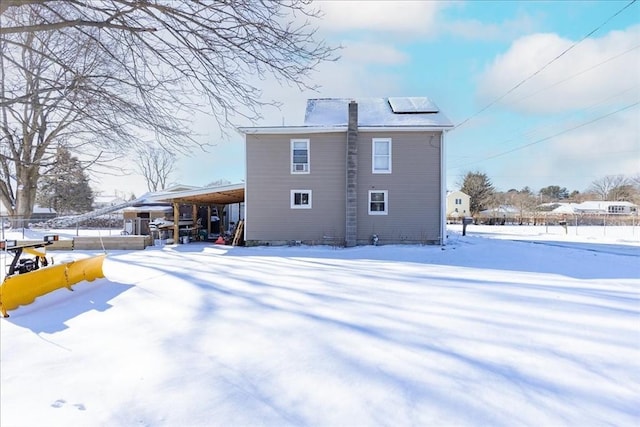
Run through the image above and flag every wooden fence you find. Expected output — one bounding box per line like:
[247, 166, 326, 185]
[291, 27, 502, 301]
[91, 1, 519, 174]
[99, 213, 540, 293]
[13, 236, 152, 251]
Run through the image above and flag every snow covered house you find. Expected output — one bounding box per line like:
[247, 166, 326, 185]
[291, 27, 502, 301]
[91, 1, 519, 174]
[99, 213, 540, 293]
[0, 201, 55, 218]
[478, 205, 521, 224]
[93, 195, 127, 210]
[446, 190, 470, 219]
[239, 97, 454, 246]
[551, 201, 638, 215]
[575, 201, 637, 214]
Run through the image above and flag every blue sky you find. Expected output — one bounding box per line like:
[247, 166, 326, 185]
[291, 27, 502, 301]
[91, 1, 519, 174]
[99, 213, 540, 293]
[98, 0, 639, 196]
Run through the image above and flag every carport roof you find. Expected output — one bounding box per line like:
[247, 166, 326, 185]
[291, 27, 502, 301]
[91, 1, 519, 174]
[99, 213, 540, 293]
[154, 183, 245, 205]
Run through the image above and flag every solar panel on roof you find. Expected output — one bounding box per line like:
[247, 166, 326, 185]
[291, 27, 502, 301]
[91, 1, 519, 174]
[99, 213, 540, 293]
[388, 97, 439, 114]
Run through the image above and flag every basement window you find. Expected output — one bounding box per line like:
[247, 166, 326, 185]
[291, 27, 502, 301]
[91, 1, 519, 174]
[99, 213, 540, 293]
[291, 190, 312, 209]
[368, 190, 388, 215]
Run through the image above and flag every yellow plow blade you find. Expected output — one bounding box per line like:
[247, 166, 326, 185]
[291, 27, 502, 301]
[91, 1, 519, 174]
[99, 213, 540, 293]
[0, 254, 106, 317]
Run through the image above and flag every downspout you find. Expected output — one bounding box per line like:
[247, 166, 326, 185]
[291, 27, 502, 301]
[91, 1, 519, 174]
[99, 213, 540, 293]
[440, 130, 448, 246]
[345, 101, 358, 247]
[243, 136, 248, 243]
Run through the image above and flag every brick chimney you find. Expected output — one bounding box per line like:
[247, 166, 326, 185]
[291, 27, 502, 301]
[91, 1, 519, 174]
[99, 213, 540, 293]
[345, 101, 358, 247]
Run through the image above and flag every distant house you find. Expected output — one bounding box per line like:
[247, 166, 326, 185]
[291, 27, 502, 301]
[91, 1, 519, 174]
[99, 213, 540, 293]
[446, 191, 470, 219]
[478, 205, 520, 224]
[0, 201, 56, 220]
[93, 195, 127, 210]
[551, 201, 637, 215]
[239, 97, 454, 246]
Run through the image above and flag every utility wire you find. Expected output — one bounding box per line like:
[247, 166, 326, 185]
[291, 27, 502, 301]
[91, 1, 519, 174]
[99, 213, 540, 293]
[450, 101, 639, 169]
[450, 85, 639, 168]
[508, 44, 640, 108]
[454, 0, 638, 130]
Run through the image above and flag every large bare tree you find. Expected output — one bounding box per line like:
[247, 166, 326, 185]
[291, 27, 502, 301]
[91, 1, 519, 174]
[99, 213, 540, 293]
[0, 1, 335, 219]
[588, 175, 632, 201]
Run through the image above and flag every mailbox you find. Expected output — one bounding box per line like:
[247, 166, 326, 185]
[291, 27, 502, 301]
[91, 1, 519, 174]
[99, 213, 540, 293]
[559, 220, 568, 234]
[462, 217, 473, 236]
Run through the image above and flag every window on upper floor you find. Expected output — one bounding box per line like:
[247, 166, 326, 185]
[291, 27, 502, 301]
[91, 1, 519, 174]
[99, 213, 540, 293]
[372, 138, 392, 174]
[291, 139, 310, 173]
[368, 190, 388, 215]
[291, 190, 312, 209]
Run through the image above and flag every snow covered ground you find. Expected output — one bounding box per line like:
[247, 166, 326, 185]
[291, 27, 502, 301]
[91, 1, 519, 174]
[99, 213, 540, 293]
[1, 225, 639, 426]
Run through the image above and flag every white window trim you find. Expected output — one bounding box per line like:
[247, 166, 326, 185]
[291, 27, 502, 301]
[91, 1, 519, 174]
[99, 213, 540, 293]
[368, 190, 388, 215]
[372, 138, 392, 174]
[291, 139, 310, 174]
[290, 189, 312, 209]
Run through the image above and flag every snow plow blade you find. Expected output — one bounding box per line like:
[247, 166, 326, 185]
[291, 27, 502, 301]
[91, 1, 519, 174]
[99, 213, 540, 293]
[0, 254, 106, 317]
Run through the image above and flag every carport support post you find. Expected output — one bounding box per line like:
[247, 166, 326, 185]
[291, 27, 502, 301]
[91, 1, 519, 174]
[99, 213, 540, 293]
[193, 204, 199, 240]
[173, 202, 180, 243]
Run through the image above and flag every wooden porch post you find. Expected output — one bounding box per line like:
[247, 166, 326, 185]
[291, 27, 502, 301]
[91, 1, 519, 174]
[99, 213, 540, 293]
[173, 202, 179, 243]
[192, 204, 198, 240]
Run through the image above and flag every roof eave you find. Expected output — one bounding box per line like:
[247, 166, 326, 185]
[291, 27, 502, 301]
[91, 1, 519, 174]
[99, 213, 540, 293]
[358, 125, 454, 132]
[237, 126, 347, 135]
[237, 125, 454, 135]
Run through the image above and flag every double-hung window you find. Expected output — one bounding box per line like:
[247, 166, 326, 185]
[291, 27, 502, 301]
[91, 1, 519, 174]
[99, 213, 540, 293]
[291, 190, 312, 209]
[368, 190, 388, 215]
[291, 139, 310, 173]
[372, 138, 392, 174]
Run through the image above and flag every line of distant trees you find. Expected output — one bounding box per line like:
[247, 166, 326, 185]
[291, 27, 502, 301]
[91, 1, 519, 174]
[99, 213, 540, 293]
[459, 171, 640, 216]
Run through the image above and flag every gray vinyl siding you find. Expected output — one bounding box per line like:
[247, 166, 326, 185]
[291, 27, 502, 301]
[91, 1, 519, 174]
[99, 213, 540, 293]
[245, 132, 346, 243]
[356, 131, 442, 244]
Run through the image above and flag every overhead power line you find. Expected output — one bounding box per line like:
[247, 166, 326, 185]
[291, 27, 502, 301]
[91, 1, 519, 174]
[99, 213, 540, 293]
[454, 0, 638, 130]
[450, 101, 640, 170]
[450, 85, 639, 169]
[508, 44, 640, 108]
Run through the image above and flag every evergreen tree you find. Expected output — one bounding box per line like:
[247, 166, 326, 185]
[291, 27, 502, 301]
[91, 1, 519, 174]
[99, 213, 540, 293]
[37, 147, 94, 215]
[460, 171, 495, 215]
[539, 185, 569, 201]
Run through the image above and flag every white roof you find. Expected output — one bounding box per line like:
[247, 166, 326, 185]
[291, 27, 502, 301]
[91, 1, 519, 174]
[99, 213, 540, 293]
[33, 205, 56, 214]
[551, 203, 579, 214]
[238, 97, 453, 134]
[549, 201, 637, 214]
[479, 205, 520, 216]
[304, 97, 453, 128]
[94, 196, 127, 204]
[152, 182, 245, 202]
[123, 205, 172, 213]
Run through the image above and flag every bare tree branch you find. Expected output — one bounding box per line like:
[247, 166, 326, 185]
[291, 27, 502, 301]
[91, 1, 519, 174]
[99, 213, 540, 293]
[0, 0, 336, 218]
[135, 146, 176, 192]
[588, 175, 631, 201]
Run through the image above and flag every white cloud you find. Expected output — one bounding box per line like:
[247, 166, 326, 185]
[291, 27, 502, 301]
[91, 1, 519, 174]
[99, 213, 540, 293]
[341, 41, 409, 65]
[477, 25, 640, 114]
[444, 14, 538, 42]
[469, 25, 640, 191]
[545, 108, 640, 183]
[315, 0, 443, 35]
